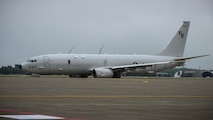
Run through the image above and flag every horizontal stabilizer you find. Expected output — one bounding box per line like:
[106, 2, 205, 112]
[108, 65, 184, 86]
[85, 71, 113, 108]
[174, 55, 209, 62]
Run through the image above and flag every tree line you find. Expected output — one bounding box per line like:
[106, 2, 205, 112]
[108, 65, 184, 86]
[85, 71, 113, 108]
[0, 66, 25, 74]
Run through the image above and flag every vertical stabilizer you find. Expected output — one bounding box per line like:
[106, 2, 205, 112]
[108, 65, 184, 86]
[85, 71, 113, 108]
[157, 21, 190, 57]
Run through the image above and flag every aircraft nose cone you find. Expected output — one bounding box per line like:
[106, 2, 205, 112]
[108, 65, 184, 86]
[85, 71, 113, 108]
[21, 62, 28, 71]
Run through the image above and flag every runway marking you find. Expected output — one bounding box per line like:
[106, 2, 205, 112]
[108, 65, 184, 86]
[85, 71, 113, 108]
[0, 115, 64, 119]
[1, 95, 213, 98]
[0, 108, 82, 120]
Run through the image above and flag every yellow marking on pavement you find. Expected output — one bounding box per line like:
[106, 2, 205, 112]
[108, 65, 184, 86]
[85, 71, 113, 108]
[144, 80, 149, 83]
[0, 95, 213, 98]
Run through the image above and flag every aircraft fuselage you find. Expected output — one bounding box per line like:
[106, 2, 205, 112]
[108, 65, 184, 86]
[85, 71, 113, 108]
[21, 54, 180, 77]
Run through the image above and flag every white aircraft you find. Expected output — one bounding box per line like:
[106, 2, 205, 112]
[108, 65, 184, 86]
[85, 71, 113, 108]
[18, 21, 207, 78]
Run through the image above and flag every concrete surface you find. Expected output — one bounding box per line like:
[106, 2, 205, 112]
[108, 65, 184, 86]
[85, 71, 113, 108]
[0, 76, 213, 120]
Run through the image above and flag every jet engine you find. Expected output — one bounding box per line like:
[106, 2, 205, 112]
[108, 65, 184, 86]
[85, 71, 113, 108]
[92, 68, 114, 78]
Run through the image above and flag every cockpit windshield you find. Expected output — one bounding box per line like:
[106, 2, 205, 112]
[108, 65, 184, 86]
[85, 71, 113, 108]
[27, 60, 37, 62]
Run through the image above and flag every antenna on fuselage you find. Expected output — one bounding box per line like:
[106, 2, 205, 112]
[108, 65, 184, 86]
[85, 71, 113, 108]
[69, 46, 76, 54]
[99, 45, 104, 54]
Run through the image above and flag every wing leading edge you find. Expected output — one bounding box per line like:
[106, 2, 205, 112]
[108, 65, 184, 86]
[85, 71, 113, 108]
[110, 61, 170, 71]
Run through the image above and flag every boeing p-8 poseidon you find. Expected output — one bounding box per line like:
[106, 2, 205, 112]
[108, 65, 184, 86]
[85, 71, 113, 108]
[17, 21, 207, 78]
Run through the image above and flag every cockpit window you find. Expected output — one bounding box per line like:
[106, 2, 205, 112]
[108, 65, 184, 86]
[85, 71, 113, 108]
[27, 60, 37, 62]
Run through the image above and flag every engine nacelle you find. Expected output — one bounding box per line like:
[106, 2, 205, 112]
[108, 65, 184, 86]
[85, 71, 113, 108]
[92, 68, 114, 78]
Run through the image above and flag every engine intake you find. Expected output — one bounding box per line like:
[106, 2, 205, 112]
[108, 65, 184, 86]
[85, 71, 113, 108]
[92, 68, 113, 78]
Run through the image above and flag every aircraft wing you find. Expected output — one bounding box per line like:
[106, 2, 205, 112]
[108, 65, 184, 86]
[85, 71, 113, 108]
[110, 61, 170, 71]
[109, 55, 209, 72]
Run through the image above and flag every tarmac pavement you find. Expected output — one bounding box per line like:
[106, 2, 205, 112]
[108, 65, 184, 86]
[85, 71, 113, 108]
[0, 76, 213, 120]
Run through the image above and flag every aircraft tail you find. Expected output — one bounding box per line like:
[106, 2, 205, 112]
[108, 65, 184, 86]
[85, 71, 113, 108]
[157, 21, 190, 57]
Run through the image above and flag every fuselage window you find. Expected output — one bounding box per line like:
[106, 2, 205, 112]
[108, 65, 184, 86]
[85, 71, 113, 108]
[68, 60, 71, 64]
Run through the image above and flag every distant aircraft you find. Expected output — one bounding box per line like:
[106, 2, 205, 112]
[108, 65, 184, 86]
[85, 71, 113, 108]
[17, 21, 208, 78]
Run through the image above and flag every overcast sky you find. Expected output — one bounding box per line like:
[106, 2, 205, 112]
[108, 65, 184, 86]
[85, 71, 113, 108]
[0, 0, 212, 69]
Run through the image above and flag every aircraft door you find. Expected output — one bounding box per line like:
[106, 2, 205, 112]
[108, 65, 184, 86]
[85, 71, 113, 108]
[44, 56, 50, 67]
[103, 58, 108, 66]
